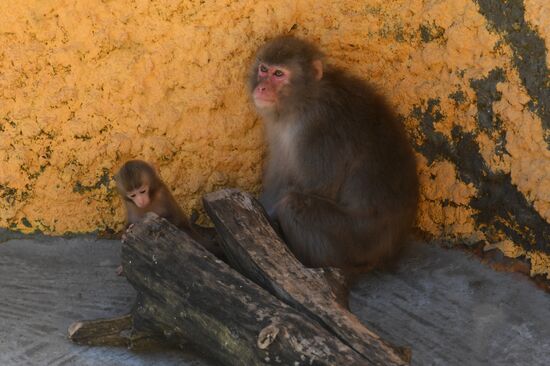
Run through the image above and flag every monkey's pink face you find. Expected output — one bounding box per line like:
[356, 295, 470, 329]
[253, 63, 291, 109]
[127, 185, 150, 208]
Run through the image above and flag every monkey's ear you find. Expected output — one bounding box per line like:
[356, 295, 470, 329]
[312, 59, 323, 80]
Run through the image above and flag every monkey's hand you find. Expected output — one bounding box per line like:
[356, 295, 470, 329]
[121, 223, 135, 242]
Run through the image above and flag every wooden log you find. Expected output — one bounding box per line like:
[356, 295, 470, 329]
[203, 189, 410, 365]
[67, 314, 168, 349]
[120, 212, 370, 365]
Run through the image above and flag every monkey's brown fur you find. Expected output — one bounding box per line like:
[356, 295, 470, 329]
[115, 160, 222, 257]
[116, 160, 191, 230]
[250, 36, 419, 269]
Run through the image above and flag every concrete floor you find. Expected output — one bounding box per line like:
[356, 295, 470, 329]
[0, 232, 549, 366]
[0, 232, 212, 366]
[351, 244, 550, 366]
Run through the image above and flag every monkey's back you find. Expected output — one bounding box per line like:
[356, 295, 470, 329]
[314, 67, 419, 216]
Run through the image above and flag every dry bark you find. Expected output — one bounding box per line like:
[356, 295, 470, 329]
[203, 189, 410, 365]
[68, 189, 411, 365]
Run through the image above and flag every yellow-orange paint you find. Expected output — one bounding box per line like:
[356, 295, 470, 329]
[528, 251, 550, 280]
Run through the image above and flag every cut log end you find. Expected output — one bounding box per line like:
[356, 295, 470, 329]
[67, 321, 84, 338]
[68, 314, 133, 347]
[67, 314, 169, 350]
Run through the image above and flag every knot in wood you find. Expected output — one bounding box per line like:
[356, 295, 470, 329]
[257, 323, 280, 350]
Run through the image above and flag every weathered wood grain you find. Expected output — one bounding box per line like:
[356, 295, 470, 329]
[203, 189, 410, 365]
[120, 212, 368, 365]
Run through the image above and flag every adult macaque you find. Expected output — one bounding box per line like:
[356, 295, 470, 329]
[115, 160, 222, 274]
[250, 36, 419, 269]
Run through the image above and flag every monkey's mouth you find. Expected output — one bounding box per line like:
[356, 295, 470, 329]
[253, 95, 277, 108]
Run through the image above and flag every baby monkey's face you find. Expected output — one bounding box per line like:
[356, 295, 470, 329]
[126, 183, 150, 208]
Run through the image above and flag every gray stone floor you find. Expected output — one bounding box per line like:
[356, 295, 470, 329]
[1, 233, 549, 366]
[0, 233, 212, 366]
[351, 243, 550, 366]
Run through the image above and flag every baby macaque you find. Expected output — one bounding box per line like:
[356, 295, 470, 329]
[115, 160, 222, 274]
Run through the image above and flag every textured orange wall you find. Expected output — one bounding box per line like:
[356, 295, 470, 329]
[1, 0, 549, 277]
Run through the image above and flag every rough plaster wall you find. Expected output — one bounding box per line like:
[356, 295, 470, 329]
[1, 1, 549, 277]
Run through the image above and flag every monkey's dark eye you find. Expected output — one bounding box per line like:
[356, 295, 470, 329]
[139, 190, 146, 194]
[259, 64, 268, 73]
[274, 70, 284, 77]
